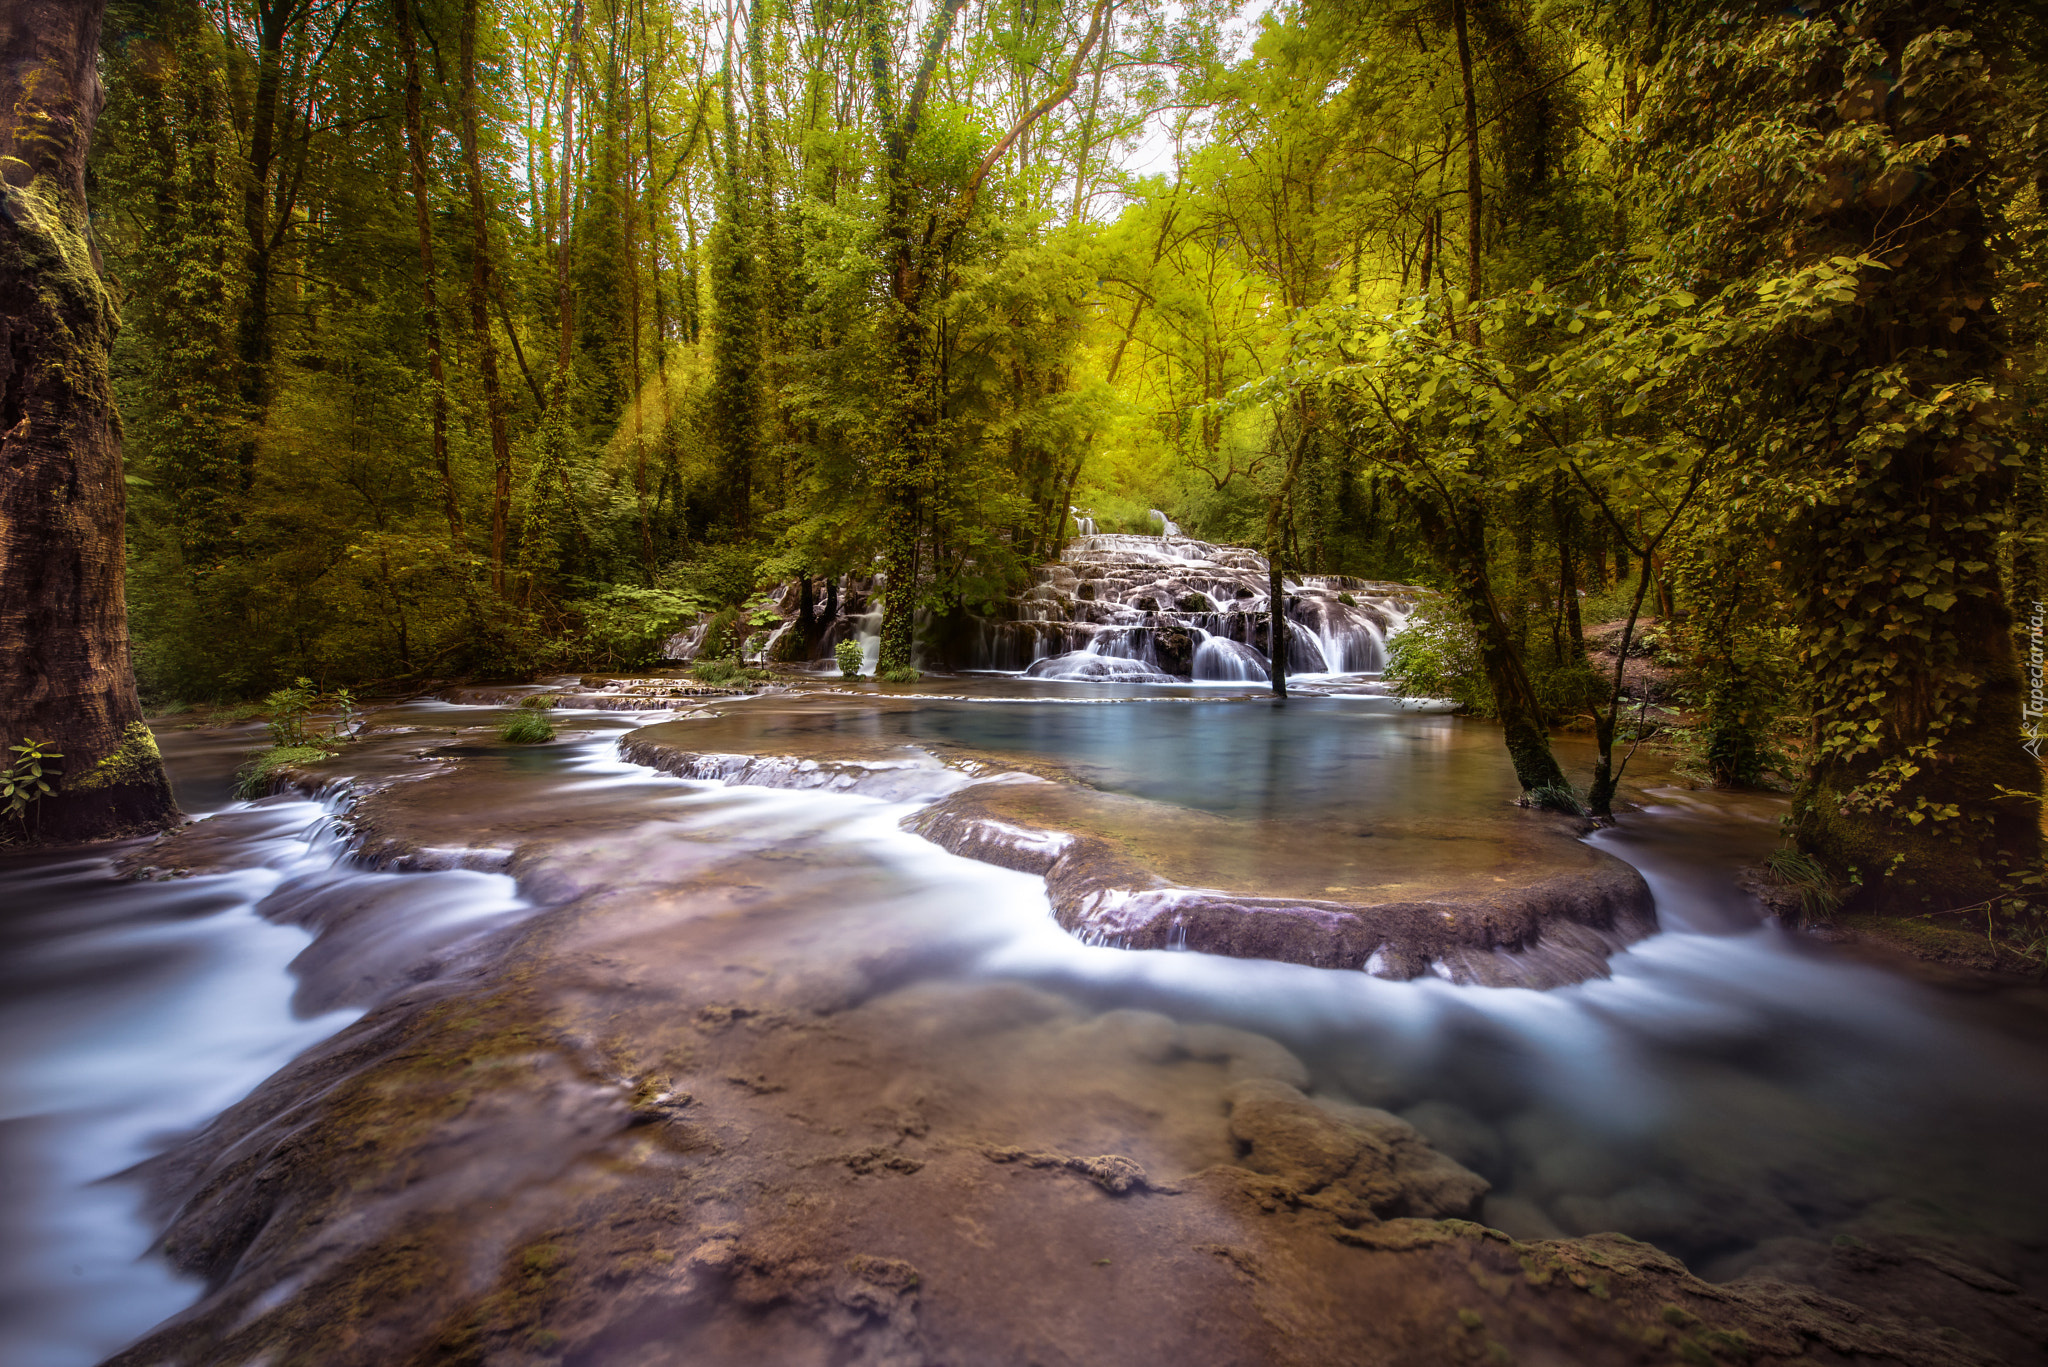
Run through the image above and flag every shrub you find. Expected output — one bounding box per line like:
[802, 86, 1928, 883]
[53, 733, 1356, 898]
[263, 678, 318, 746]
[567, 586, 703, 670]
[700, 605, 744, 662]
[499, 710, 556, 744]
[835, 639, 864, 680]
[878, 664, 920, 684]
[692, 658, 748, 685]
[1383, 597, 1492, 715]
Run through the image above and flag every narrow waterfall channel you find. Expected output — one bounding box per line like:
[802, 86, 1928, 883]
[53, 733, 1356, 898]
[4, 694, 2045, 1364]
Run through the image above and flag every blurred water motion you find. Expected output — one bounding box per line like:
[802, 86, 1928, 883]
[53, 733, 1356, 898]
[2, 694, 2044, 1363]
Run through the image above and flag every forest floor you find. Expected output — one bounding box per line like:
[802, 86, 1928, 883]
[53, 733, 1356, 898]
[98, 691, 2048, 1366]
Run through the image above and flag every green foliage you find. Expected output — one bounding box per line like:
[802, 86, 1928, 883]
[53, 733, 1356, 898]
[1765, 849, 1842, 925]
[691, 659, 758, 686]
[1384, 600, 1492, 716]
[673, 546, 762, 611]
[566, 587, 703, 671]
[520, 694, 560, 710]
[700, 606, 744, 662]
[233, 745, 333, 800]
[499, 710, 556, 744]
[877, 664, 921, 684]
[264, 679, 319, 748]
[2, 739, 63, 820]
[835, 639, 864, 680]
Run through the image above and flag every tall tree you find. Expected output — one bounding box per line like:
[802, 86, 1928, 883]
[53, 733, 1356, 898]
[0, 0, 179, 841]
[391, 0, 465, 547]
[457, 0, 516, 595]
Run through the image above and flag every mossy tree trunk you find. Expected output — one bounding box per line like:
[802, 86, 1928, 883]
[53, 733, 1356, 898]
[1642, 0, 2044, 908]
[1410, 493, 1569, 794]
[0, 0, 179, 842]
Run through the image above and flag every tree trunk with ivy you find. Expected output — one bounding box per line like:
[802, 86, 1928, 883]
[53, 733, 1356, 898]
[1652, 0, 2042, 909]
[0, 0, 179, 843]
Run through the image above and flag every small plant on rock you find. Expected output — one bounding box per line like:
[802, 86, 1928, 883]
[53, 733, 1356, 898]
[263, 678, 318, 746]
[835, 639, 864, 680]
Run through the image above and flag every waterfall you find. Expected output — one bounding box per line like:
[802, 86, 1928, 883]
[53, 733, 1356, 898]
[1147, 509, 1182, 536]
[855, 607, 882, 674]
[1070, 506, 1098, 538]
[674, 537, 1422, 679]
[1193, 631, 1269, 682]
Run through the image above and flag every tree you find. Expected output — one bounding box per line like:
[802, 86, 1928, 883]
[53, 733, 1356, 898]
[1642, 0, 2041, 909]
[0, 0, 180, 842]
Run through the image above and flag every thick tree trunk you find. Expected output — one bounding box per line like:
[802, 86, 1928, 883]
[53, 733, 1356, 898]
[0, 0, 179, 843]
[1409, 492, 1569, 793]
[392, 0, 463, 548]
[457, 0, 514, 596]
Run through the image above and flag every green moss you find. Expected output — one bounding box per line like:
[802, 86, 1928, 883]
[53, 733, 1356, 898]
[71, 721, 162, 792]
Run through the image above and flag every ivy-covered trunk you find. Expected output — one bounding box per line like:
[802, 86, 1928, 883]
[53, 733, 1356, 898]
[1647, 0, 2044, 908]
[0, 0, 179, 842]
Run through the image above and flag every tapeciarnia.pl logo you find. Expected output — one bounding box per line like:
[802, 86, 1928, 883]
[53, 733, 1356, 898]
[2027, 601, 2046, 760]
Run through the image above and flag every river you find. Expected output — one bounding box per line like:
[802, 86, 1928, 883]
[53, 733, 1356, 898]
[3, 688, 2044, 1364]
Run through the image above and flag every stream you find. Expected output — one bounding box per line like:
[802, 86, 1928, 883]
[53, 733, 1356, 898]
[4, 691, 2045, 1365]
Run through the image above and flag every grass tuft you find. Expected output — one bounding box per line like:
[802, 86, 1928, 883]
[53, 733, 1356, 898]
[499, 711, 556, 744]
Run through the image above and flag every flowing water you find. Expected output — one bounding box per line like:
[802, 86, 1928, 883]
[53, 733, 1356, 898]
[4, 694, 2046, 1364]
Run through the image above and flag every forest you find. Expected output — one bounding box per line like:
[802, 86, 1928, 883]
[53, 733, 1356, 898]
[9, 1, 2048, 1358]
[81, 0, 2046, 917]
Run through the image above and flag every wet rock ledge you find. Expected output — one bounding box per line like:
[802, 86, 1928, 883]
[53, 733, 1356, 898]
[620, 717, 1654, 990]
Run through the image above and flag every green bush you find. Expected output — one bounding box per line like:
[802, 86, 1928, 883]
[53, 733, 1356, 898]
[499, 710, 556, 744]
[878, 664, 920, 684]
[566, 586, 703, 671]
[1383, 598, 1493, 716]
[700, 605, 744, 662]
[263, 678, 318, 746]
[835, 639, 864, 680]
[691, 658, 749, 685]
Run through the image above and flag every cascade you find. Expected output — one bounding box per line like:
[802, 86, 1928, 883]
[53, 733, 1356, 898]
[664, 533, 1416, 679]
